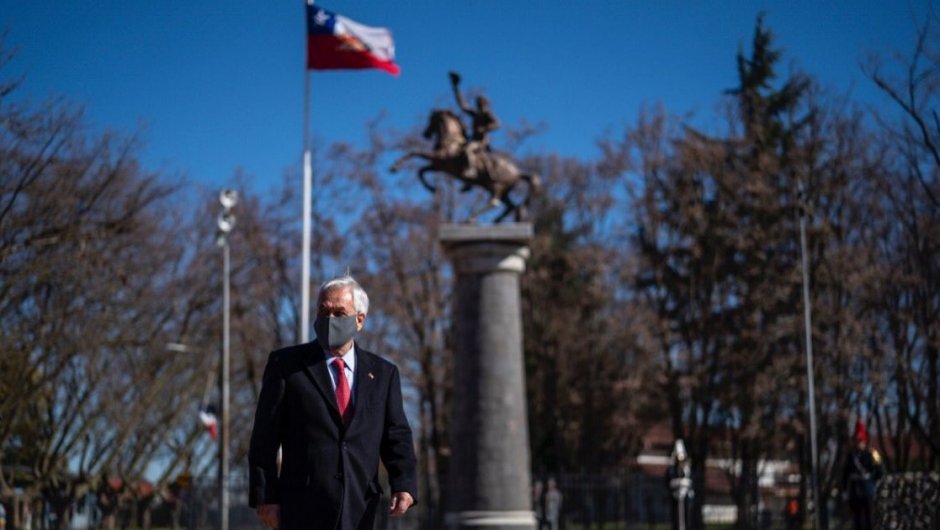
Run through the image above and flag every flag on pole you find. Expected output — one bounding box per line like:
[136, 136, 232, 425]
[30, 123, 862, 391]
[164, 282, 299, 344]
[199, 406, 218, 441]
[306, 3, 400, 76]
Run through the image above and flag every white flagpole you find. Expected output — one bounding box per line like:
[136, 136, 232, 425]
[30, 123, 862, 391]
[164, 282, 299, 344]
[301, 0, 313, 343]
[301, 149, 311, 343]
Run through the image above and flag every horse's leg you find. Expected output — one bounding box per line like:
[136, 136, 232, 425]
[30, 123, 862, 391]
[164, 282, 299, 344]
[495, 193, 517, 223]
[468, 194, 501, 224]
[389, 152, 414, 173]
[417, 167, 436, 193]
[390, 151, 435, 173]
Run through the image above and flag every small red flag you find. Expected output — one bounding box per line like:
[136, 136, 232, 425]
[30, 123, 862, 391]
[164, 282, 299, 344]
[199, 408, 218, 441]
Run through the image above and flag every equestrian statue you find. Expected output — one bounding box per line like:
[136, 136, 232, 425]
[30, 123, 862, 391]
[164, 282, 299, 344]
[390, 71, 541, 223]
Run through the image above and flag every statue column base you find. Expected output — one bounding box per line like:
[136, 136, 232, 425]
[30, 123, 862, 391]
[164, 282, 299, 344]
[440, 223, 536, 530]
[445, 511, 537, 529]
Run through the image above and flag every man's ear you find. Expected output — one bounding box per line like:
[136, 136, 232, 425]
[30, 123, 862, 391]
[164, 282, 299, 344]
[356, 312, 366, 331]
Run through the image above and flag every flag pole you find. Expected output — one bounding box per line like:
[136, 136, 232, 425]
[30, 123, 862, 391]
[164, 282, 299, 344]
[301, 0, 313, 344]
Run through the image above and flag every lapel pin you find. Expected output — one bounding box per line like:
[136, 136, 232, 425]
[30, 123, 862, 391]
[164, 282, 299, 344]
[368, 372, 375, 380]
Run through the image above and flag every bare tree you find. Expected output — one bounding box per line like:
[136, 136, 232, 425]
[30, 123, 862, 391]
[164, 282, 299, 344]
[609, 18, 894, 529]
[865, 12, 940, 470]
[0, 81, 195, 528]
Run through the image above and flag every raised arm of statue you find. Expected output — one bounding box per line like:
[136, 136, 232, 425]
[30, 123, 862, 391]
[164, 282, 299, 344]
[449, 71, 474, 116]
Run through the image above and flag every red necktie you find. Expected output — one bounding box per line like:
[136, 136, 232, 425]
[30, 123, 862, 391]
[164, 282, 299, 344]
[333, 358, 351, 423]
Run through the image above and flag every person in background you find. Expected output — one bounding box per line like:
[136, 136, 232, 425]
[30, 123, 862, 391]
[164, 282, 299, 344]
[841, 420, 884, 530]
[783, 496, 799, 530]
[666, 439, 694, 530]
[544, 477, 563, 530]
[531, 479, 545, 529]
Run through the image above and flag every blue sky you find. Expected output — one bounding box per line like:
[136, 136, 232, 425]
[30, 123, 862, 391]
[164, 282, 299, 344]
[2, 1, 930, 195]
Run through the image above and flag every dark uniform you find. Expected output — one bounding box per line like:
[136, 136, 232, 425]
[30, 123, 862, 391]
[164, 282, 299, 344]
[842, 422, 884, 530]
[666, 440, 693, 530]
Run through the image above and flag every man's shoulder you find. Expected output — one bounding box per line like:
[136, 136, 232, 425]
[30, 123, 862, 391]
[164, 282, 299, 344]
[268, 342, 319, 364]
[356, 347, 399, 372]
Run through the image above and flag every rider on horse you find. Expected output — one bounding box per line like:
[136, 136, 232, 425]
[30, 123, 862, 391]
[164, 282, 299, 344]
[449, 71, 500, 186]
[390, 72, 541, 223]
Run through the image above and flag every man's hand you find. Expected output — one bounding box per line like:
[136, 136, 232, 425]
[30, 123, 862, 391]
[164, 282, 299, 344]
[256, 504, 280, 529]
[449, 71, 461, 86]
[389, 491, 414, 516]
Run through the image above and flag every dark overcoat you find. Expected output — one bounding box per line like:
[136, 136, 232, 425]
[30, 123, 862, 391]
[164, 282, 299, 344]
[248, 342, 417, 530]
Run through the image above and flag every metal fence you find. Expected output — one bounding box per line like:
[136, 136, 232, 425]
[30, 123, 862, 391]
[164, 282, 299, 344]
[535, 473, 673, 530]
[17, 471, 811, 530]
[184, 473, 674, 530]
[9, 467, 933, 530]
[147, 473, 672, 530]
[168, 472, 934, 530]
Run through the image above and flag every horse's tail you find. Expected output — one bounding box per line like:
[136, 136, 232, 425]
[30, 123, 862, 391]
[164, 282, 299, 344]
[514, 173, 542, 222]
[521, 173, 543, 205]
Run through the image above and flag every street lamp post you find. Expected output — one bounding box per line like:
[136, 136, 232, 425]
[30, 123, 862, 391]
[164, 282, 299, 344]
[797, 181, 821, 530]
[216, 189, 237, 530]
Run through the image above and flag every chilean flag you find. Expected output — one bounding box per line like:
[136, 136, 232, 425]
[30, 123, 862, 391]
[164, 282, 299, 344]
[306, 3, 400, 76]
[199, 406, 218, 441]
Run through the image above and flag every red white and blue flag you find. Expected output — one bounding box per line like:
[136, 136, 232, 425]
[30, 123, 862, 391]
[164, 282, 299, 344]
[199, 406, 218, 441]
[306, 3, 400, 76]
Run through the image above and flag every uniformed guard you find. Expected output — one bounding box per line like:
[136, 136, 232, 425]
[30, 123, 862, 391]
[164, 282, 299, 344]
[667, 439, 694, 530]
[841, 420, 884, 530]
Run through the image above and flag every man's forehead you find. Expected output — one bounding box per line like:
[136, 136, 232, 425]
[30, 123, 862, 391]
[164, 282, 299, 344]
[319, 286, 354, 304]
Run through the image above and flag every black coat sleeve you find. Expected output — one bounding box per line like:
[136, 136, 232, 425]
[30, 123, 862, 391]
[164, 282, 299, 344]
[379, 365, 418, 501]
[248, 350, 286, 507]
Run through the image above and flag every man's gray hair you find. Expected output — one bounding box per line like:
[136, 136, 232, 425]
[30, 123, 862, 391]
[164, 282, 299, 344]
[319, 275, 370, 316]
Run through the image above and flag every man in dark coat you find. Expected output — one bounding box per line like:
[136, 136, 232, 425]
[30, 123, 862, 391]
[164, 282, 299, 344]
[841, 420, 884, 530]
[248, 276, 417, 530]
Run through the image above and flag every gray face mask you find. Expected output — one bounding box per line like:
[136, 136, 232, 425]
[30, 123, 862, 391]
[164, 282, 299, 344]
[314, 315, 358, 350]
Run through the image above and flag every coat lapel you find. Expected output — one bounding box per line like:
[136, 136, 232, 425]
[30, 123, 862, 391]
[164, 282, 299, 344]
[301, 342, 341, 421]
[349, 348, 375, 429]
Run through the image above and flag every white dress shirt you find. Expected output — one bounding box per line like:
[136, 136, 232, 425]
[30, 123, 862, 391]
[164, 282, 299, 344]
[324, 345, 356, 403]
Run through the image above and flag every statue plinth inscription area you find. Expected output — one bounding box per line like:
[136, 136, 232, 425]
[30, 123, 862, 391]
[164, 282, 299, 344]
[440, 223, 536, 530]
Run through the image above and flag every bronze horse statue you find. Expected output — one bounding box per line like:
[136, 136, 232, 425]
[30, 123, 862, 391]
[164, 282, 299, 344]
[390, 109, 541, 223]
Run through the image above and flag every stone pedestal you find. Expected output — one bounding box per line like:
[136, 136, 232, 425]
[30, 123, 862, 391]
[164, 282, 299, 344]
[440, 223, 536, 530]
